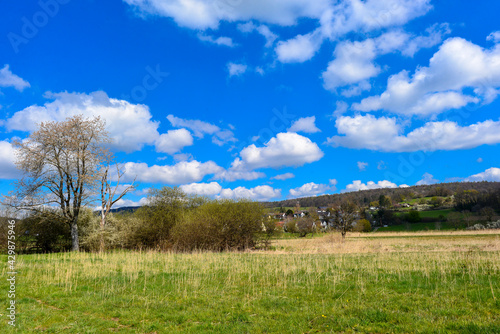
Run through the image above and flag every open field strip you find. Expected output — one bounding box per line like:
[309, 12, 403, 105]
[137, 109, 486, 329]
[271, 231, 500, 254]
[1, 232, 499, 333]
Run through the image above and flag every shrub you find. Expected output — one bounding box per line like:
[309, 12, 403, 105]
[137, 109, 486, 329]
[131, 187, 205, 250]
[296, 217, 316, 237]
[406, 210, 421, 223]
[284, 220, 298, 233]
[171, 199, 264, 252]
[259, 218, 278, 249]
[16, 209, 72, 253]
[80, 210, 131, 252]
[430, 197, 444, 208]
[376, 209, 400, 226]
[354, 219, 372, 232]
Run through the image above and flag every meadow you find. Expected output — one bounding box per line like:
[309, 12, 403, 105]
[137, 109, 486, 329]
[1, 231, 499, 333]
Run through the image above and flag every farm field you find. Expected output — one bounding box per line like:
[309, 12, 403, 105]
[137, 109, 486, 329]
[1, 231, 499, 333]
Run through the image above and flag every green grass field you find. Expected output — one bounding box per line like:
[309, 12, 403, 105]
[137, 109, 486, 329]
[418, 208, 453, 218]
[405, 196, 437, 204]
[1, 232, 499, 333]
[394, 208, 453, 218]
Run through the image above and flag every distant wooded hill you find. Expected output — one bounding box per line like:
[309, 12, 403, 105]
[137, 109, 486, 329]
[264, 181, 500, 208]
[109, 206, 141, 213]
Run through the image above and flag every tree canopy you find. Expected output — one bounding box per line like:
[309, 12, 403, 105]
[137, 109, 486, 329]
[10, 115, 110, 251]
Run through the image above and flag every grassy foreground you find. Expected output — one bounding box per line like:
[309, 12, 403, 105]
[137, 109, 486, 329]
[1, 232, 500, 333]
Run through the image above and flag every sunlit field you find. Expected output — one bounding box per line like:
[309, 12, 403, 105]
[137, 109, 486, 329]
[1, 231, 499, 333]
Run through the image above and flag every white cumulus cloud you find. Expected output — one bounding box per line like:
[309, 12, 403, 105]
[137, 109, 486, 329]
[322, 26, 449, 93]
[277, 0, 431, 63]
[197, 33, 236, 47]
[487, 31, 500, 43]
[218, 185, 281, 201]
[111, 197, 149, 209]
[167, 114, 236, 145]
[237, 22, 277, 47]
[319, 0, 431, 39]
[327, 114, 500, 152]
[464, 167, 500, 182]
[124, 0, 329, 30]
[287, 116, 321, 133]
[0, 65, 30, 91]
[5, 91, 160, 153]
[289, 182, 330, 198]
[322, 37, 382, 91]
[227, 62, 248, 77]
[155, 128, 193, 154]
[237, 132, 323, 170]
[123, 0, 430, 63]
[344, 180, 398, 192]
[215, 169, 265, 182]
[0, 141, 19, 179]
[180, 182, 223, 196]
[167, 114, 219, 137]
[276, 31, 323, 63]
[121, 160, 223, 184]
[271, 173, 295, 181]
[354, 36, 500, 116]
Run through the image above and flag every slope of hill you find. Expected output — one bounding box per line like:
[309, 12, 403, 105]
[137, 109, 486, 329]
[264, 181, 500, 208]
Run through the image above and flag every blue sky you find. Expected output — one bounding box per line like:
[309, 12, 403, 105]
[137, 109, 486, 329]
[1, 0, 499, 205]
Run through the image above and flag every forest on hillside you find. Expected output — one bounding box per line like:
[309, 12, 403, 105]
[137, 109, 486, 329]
[265, 181, 500, 208]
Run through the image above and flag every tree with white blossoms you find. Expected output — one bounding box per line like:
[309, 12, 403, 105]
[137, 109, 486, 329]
[8, 115, 134, 251]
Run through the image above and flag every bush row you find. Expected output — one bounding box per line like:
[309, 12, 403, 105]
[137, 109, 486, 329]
[0, 187, 266, 253]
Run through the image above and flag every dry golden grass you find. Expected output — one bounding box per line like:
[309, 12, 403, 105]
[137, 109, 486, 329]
[356, 229, 500, 237]
[269, 230, 500, 254]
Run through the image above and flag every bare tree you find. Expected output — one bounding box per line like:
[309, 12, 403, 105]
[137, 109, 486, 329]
[99, 163, 135, 252]
[9, 116, 110, 251]
[331, 200, 358, 239]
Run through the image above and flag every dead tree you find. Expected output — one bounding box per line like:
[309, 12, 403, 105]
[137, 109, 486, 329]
[99, 163, 136, 252]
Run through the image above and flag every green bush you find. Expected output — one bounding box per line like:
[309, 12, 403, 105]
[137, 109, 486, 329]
[430, 196, 444, 208]
[354, 219, 372, 232]
[284, 220, 298, 233]
[16, 209, 72, 253]
[171, 199, 264, 252]
[131, 187, 205, 250]
[406, 210, 421, 223]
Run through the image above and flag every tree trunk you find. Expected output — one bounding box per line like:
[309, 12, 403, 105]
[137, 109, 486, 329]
[99, 214, 105, 253]
[70, 220, 80, 251]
